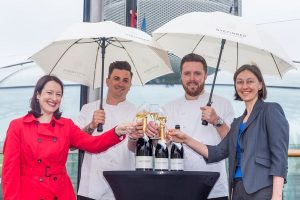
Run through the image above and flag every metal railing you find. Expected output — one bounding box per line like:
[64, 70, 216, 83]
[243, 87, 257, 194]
[288, 149, 300, 157]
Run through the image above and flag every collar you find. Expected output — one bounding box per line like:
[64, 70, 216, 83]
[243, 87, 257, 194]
[23, 113, 64, 125]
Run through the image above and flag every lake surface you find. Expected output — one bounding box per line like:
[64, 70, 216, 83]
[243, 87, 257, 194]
[0, 84, 299, 199]
[1, 84, 300, 147]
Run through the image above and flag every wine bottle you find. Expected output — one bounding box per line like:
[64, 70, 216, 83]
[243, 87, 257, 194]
[135, 112, 153, 171]
[136, 136, 153, 171]
[170, 125, 184, 171]
[154, 116, 169, 171]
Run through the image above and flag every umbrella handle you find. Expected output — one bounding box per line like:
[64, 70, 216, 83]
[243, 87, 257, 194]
[202, 120, 208, 126]
[201, 102, 212, 126]
[97, 123, 103, 132]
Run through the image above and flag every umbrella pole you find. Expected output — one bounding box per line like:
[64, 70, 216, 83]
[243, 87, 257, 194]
[97, 37, 106, 132]
[202, 39, 226, 125]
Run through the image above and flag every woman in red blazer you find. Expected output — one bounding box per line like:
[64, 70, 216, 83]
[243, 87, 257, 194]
[2, 75, 142, 200]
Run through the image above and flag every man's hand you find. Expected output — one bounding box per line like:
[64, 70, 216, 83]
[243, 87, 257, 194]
[200, 106, 219, 125]
[145, 121, 159, 138]
[90, 109, 105, 129]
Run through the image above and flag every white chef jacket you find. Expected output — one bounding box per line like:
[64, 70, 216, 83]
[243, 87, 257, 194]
[76, 99, 137, 200]
[164, 91, 234, 199]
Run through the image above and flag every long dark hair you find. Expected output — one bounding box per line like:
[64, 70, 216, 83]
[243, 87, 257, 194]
[28, 75, 64, 119]
[233, 64, 267, 101]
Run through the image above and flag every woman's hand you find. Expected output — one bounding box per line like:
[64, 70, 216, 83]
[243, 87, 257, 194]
[167, 129, 188, 143]
[115, 122, 144, 139]
[129, 120, 144, 140]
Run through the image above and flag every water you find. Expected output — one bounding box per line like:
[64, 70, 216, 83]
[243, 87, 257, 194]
[1, 84, 299, 147]
[0, 84, 299, 199]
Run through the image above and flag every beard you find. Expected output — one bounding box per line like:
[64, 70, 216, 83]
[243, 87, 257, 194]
[182, 80, 204, 97]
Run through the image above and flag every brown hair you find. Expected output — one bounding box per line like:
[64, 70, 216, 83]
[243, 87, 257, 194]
[180, 53, 208, 73]
[233, 64, 267, 101]
[108, 61, 133, 78]
[29, 75, 64, 119]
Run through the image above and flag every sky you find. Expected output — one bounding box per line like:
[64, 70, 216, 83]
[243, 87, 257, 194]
[0, 0, 299, 86]
[0, 0, 82, 67]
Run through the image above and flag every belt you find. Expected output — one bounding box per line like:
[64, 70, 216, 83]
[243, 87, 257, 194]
[21, 166, 67, 177]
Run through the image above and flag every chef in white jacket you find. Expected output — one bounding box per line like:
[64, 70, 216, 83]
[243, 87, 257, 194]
[76, 61, 137, 200]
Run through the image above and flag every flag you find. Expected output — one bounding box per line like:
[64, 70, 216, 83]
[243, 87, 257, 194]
[130, 10, 137, 28]
[141, 15, 146, 32]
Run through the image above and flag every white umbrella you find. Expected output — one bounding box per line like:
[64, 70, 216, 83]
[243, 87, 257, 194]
[153, 11, 295, 125]
[30, 21, 172, 131]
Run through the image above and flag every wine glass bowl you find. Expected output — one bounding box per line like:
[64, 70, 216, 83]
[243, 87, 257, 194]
[135, 111, 148, 133]
[157, 114, 167, 141]
[135, 103, 149, 133]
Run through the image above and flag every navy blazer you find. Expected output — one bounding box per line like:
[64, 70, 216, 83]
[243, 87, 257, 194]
[206, 99, 289, 196]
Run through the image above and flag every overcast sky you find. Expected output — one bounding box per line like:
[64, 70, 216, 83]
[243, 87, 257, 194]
[0, 0, 82, 67]
[0, 0, 299, 87]
[1, 0, 299, 67]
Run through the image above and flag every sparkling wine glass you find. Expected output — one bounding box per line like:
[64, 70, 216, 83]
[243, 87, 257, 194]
[157, 108, 168, 142]
[148, 104, 160, 140]
[135, 103, 148, 134]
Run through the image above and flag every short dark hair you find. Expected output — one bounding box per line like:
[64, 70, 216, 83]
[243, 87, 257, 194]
[108, 61, 133, 78]
[29, 75, 64, 119]
[180, 53, 208, 73]
[233, 64, 267, 101]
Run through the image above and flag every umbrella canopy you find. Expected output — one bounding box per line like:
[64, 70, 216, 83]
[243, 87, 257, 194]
[153, 11, 294, 77]
[153, 11, 295, 125]
[30, 21, 172, 89]
[31, 21, 172, 131]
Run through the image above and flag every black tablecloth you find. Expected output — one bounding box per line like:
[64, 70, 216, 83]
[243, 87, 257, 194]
[103, 171, 220, 200]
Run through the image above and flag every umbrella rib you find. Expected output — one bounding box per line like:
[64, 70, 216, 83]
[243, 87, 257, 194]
[77, 39, 100, 44]
[107, 39, 131, 49]
[93, 42, 101, 89]
[0, 65, 32, 84]
[270, 53, 283, 78]
[49, 39, 82, 74]
[155, 33, 167, 42]
[114, 39, 144, 85]
[192, 35, 205, 53]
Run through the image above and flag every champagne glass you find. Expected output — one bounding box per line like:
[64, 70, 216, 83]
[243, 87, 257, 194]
[135, 103, 148, 135]
[148, 104, 159, 122]
[148, 104, 160, 140]
[157, 108, 168, 142]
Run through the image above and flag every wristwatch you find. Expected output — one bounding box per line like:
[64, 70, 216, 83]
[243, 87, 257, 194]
[214, 117, 224, 127]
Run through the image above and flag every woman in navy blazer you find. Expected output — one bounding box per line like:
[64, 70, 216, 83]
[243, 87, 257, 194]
[169, 64, 289, 200]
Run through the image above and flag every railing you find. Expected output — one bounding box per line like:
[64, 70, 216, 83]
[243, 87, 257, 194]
[288, 149, 300, 157]
[285, 149, 300, 199]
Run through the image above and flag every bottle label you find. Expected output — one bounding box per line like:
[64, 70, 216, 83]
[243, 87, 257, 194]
[154, 158, 169, 170]
[135, 156, 153, 169]
[170, 159, 184, 171]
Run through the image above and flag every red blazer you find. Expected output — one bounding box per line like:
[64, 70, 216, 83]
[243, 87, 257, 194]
[2, 113, 125, 200]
